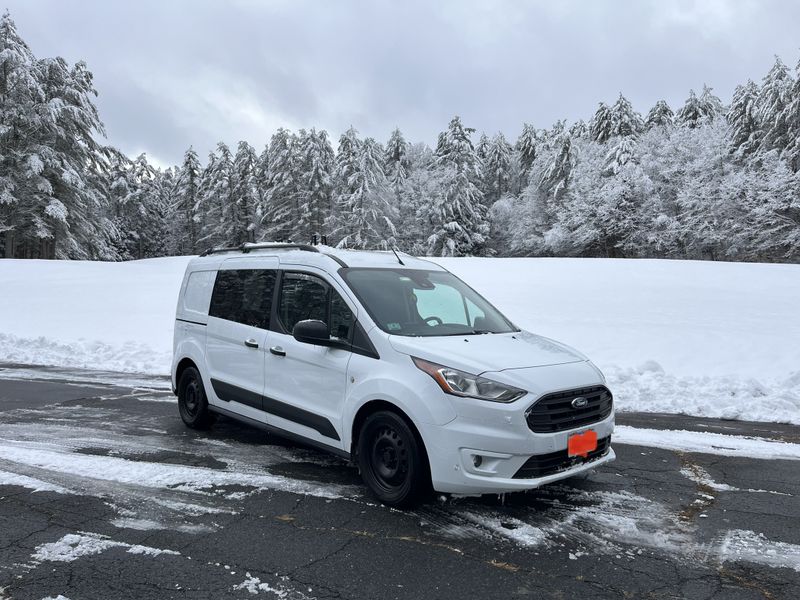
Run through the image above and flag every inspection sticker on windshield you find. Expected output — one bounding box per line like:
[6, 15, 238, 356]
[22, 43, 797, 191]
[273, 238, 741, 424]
[387, 322, 401, 331]
[568, 430, 598, 457]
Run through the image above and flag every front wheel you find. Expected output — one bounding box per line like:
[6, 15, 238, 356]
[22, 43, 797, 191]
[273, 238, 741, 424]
[357, 411, 430, 507]
[177, 367, 215, 429]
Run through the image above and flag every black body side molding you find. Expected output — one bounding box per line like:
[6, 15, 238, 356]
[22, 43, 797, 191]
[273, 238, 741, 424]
[210, 378, 341, 441]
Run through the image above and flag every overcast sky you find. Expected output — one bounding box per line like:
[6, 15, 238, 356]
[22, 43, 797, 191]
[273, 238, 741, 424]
[7, 0, 800, 166]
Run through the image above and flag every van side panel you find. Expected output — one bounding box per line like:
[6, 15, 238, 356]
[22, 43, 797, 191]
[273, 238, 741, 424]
[172, 266, 216, 392]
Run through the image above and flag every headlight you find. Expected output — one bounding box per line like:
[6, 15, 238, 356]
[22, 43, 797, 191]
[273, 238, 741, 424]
[412, 357, 526, 403]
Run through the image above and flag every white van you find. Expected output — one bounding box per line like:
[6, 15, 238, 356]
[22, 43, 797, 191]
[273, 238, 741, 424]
[172, 243, 615, 506]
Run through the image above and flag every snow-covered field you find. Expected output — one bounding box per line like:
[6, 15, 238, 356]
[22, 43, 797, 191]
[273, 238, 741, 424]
[1, 256, 798, 424]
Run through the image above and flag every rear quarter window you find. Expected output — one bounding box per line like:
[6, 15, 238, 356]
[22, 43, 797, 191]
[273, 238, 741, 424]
[182, 270, 215, 317]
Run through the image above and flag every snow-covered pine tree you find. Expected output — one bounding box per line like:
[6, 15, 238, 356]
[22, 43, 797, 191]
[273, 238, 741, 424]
[609, 94, 644, 138]
[590, 102, 614, 143]
[330, 127, 362, 245]
[296, 129, 334, 243]
[229, 141, 259, 245]
[727, 81, 761, 159]
[784, 57, 800, 172]
[108, 152, 162, 259]
[425, 116, 489, 256]
[196, 143, 233, 249]
[515, 123, 538, 179]
[0, 11, 41, 257]
[334, 137, 396, 249]
[569, 120, 589, 139]
[483, 132, 513, 203]
[253, 145, 269, 240]
[757, 56, 795, 154]
[645, 100, 674, 129]
[384, 127, 410, 192]
[0, 12, 117, 259]
[263, 128, 299, 242]
[699, 85, 725, 120]
[676, 86, 723, 128]
[539, 132, 575, 202]
[171, 147, 201, 254]
[396, 142, 436, 252]
[675, 90, 704, 128]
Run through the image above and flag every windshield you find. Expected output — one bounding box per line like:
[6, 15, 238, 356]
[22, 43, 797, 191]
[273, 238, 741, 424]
[340, 268, 518, 337]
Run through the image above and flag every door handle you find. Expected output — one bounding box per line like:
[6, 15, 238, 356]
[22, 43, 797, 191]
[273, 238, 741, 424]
[269, 346, 286, 357]
[244, 338, 259, 349]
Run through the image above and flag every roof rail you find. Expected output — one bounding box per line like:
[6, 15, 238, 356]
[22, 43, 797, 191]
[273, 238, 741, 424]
[198, 242, 320, 257]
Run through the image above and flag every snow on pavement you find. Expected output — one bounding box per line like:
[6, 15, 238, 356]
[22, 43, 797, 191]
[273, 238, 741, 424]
[614, 425, 800, 460]
[1, 255, 799, 424]
[32, 532, 179, 563]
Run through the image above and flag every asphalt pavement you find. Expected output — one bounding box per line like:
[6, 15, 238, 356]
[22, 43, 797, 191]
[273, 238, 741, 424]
[0, 363, 798, 600]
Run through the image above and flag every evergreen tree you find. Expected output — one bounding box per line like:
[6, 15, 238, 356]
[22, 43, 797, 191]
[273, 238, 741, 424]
[228, 141, 258, 245]
[757, 56, 794, 153]
[426, 116, 488, 256]
[609, 94, 643, 138]
[675, 90, 705, 128]
[253, 145, 269, 240]
[475, 132, 490, 164]
[171, 147, 201, 254]
[784, 57, 800, 172]
[539, 132, 575, 202]
[483, 132, 513, 203]
[727, 81, 760, 158]
[296, 129, 334, 242]
[590, 103, 614, 143]
[262, 128, 298, 241]
[334, 138, 396, 249]
[384, 127, 410, 191]
[569, 119, 589, 139]
[0, 12, 117, 259]
[515, 123, 538, 178]
[645, 100, 674, 129]
[677, 86, 723, 128]
[196, 143, 233, 249]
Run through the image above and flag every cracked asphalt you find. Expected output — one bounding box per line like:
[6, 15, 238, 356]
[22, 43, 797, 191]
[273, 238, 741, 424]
[0, 364, 798, 600]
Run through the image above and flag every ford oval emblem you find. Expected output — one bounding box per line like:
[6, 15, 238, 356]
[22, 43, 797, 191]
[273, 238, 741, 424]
[571, 396, 588, 409]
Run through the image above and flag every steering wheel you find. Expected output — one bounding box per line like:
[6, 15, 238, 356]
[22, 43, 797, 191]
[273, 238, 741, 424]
[424, 316, 443, 326]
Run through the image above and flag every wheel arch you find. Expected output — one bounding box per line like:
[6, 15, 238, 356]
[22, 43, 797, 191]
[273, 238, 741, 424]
[174, 357, 199, 394]
[350, 399, 430, 463]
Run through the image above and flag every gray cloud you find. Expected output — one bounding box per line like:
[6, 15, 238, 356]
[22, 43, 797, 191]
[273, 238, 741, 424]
[7, 0, 800, 165]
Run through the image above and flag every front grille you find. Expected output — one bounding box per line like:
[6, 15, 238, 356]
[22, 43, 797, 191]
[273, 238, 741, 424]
[525, 385, 613, 433]
[513, 436, 611, 479]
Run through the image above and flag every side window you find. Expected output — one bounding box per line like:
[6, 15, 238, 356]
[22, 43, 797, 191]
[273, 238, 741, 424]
[209, 269, 276, 329]
[330, 291, 354, 341]
[279, 273, 329, 332]
[182, 270, 215, 315]
[278, 272, 355, 340]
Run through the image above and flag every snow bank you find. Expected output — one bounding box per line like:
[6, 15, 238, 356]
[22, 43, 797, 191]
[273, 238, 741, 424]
[1, 256, 798, 424]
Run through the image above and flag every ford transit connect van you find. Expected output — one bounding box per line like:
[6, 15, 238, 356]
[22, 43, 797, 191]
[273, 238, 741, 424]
[172, 242, 615, 506]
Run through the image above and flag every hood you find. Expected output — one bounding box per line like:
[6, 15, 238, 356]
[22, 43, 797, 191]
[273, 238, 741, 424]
[388, 330, 586, 375]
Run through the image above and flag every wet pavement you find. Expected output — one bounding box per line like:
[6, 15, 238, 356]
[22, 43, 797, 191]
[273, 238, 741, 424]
[0, 364, 798, 599]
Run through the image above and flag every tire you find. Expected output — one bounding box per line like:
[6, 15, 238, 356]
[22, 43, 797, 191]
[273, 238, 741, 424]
[357, 411, 430, 508]
[177, 367, 215, 429]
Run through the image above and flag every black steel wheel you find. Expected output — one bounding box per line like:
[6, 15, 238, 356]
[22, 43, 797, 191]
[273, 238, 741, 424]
[357, 410, 430, 507]
[177, 367, 214, 429]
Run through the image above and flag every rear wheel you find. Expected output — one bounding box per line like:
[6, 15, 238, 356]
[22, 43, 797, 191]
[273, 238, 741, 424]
[357, 411, 430, 507]
[177, 367, 214, 429]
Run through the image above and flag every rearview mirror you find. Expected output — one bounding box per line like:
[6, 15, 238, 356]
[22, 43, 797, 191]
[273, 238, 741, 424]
[292, 319, 335, 346]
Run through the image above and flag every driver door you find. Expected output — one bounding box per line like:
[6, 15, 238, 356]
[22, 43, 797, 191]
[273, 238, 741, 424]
[262, 270, 355, 449]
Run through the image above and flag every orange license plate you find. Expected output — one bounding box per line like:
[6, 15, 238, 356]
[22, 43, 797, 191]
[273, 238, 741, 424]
[568, 430, 598, 457]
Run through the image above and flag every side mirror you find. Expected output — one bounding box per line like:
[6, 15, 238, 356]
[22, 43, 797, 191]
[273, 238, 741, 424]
[292, 319, 335, 346]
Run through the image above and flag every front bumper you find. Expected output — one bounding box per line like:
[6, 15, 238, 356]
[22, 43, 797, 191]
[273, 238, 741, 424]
[422, 407, 615, 495]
